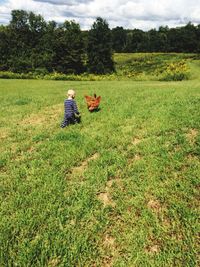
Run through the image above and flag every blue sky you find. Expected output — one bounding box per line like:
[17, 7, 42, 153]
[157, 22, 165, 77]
[1, 0, 200, 30]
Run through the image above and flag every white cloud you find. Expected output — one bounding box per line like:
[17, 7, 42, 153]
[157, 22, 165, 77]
[0, 0, 200, 30]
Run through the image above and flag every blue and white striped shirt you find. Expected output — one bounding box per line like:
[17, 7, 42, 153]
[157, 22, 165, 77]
[64, 99, 79, 118]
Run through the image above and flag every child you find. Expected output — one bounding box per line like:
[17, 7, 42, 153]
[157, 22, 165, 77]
[60, 89, 81, 128]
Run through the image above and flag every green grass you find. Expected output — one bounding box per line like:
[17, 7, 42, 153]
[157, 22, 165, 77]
[0, 56, 200, 266]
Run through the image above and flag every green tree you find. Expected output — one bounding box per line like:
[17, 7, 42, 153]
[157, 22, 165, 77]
[87, 17, 114, 74]
[124, 29, 148, 52]
[196, 24, 200, 53]
[147, 29, 161, 52]
[180, 23, 198, 52]
[27, 12, 49, 71]
[111, 26, 126, 52]
[53, 20, 85, 74]
[0, 25, 10, 70]
[36, 20, 57, 72]
[8, 10, 31, 72]
[158, 26, 169, 52]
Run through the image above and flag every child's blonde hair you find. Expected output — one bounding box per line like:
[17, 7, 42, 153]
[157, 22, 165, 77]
[67, 89, 75, 98]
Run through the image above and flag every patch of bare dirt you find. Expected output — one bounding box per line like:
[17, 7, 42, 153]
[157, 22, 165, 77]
[187, 153, 199, 162]
[97, 177, 119, 207]
[147, 199, 162, 213]
[132, 137, 142, 145]
[186, 128, 198, 144]
[174, 145, 182, 152]
[70, 165, 86, 177]
[21, 115, 47, 125]
[162, 217, 171, 228]
[68, 153, 99, 177]
[127, 137, 142, 150]
[103, 235, 115, 248]
[101, 234, 118, 267]
[171, 232, 183, 241]
[48, 257, 60, 267]
[27, 146, 35, 153]
[101, 256, 114, 267]
[97, 192, 115, 207]
[43, 104, 63, 119]
[128, 154, 142, 164]
[145, 236, 161, 255]
[106, 177, 122, 188]
[88, 153, 99, 161]
[145, 244, 160, 254]
[0, 129, 9, 140]
[21, 104, 63, 126]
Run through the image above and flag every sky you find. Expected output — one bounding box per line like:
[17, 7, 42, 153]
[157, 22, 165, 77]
[0, 0, 200, 30]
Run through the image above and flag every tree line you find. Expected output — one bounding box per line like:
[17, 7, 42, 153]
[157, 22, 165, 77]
[0, 10, 200, 74]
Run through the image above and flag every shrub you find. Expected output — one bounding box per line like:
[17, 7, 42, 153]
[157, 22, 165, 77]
[159, 61, 190, 81]
[0, 71, 35, 79]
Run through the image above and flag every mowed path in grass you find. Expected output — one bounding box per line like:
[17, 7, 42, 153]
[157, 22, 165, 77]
[0, 79, 199, 266]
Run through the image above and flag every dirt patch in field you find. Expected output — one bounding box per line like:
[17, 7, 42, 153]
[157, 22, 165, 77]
[132, 137, 142, 145]
[68, 153, 99, 177]
[27, 146, 36, 153]
[101, 256, 114, 267]
[147, 199, 162, 214]
[97, 177, 118, 207]
[43, 104, 63, 119]
[134, 154, 142, 160]
[0, 129, 9, 140]
[48, 257, 60, 267]
[187, 153, 199, 162]
[97, 192, 115, 207]
[101, 233, 118, 267]
[145, 236, 161, 255]
[162, 217, 171, 228]
[127, 137, 143, 150]
[103, 234, 115, 248]
[186, 128, 198, 144]
[171, 232, 183, 241]
[21, 104, 63, 126]
[128, 154, 142, 164]
[22, 115, 46, 125]
[145, 244, 160, 254]
[106, 176, 122, 188]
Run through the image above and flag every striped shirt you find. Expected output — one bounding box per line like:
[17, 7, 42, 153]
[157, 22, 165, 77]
[64, 99, 79, 118]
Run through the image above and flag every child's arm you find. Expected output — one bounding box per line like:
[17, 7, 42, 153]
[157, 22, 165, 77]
[73, 100, 80, 115]
[64, 100, 67, 116]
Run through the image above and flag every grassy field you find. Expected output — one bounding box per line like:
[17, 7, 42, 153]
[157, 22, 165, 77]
[0, 55, 200, 266]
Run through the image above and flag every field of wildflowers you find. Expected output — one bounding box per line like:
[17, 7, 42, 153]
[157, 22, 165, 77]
[0, 53, 197, 81]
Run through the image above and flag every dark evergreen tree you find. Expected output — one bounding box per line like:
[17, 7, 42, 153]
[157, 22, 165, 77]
[87, 17, 115, 74]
